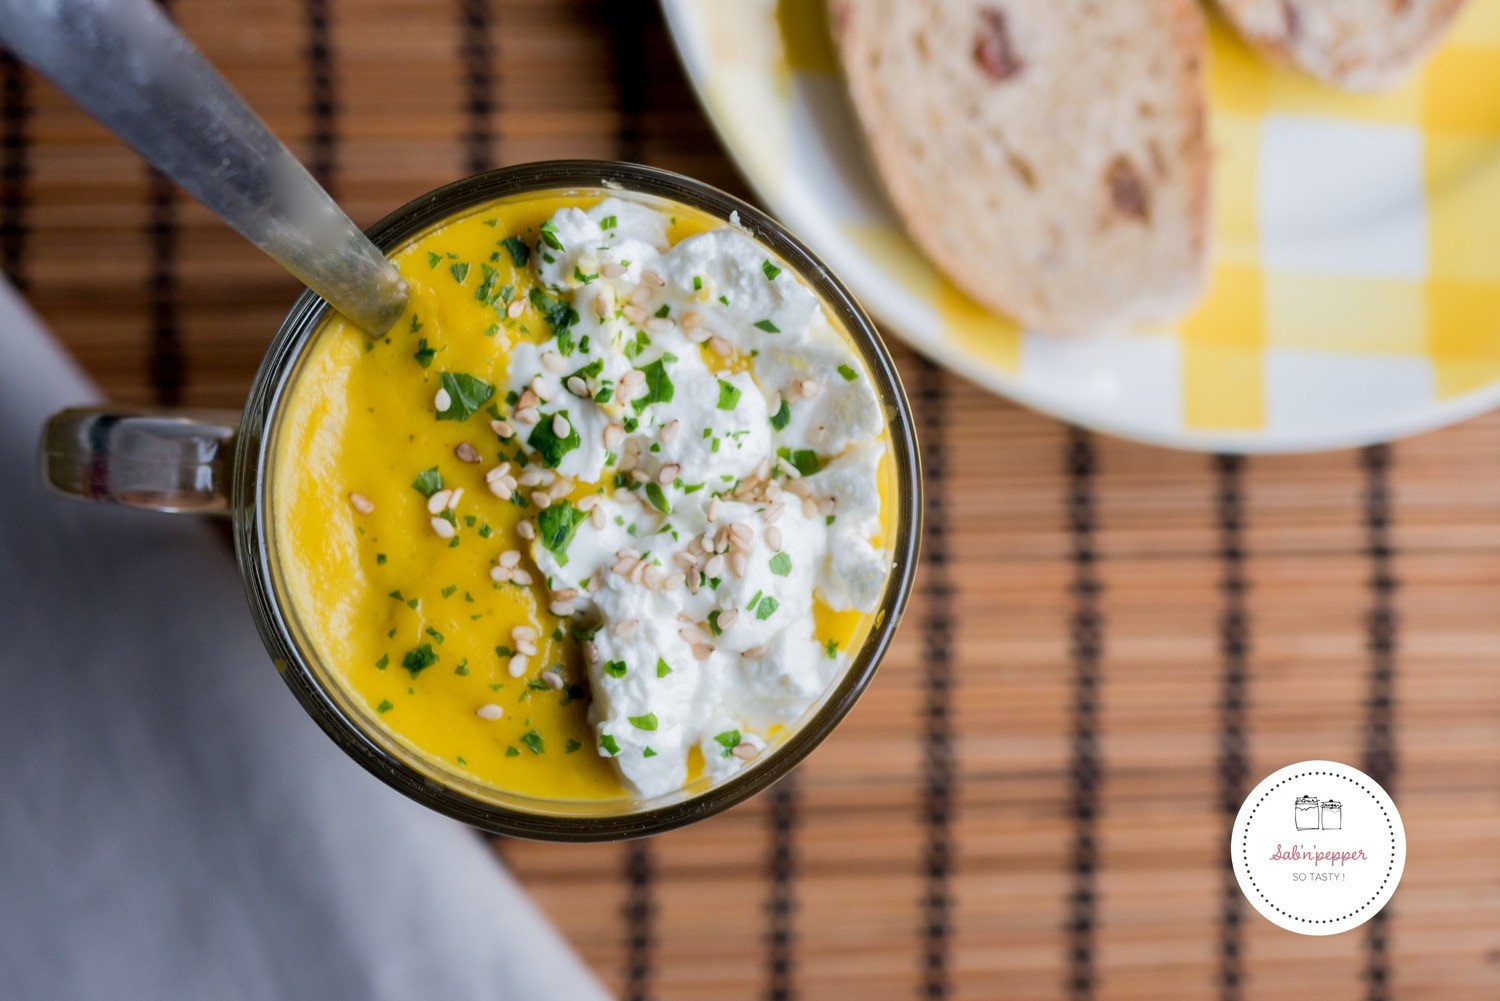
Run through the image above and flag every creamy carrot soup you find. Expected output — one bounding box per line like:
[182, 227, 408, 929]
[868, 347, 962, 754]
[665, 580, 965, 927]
[273, 191, 895, 802]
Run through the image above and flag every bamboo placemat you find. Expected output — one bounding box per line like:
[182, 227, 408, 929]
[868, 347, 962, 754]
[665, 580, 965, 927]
[5, 2, 1500, 998]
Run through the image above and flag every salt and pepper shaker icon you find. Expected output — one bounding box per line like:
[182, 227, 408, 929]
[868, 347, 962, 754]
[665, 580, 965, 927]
[1295, 795, 1321, 830]
[1320, 800, 1342, 830]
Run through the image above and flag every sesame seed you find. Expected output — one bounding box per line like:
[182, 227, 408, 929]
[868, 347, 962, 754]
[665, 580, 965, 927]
[629, 285, 652, 305]
[776, 457, 801, 479]
[765, 501, 785, 523]
[552, 413, 571, 438]
[705, 497, 722, 522]
[566, 376, 588, 397]
[612, 555, 640, 575]
[515, 640, 537, 656]
[729, 552, 749, 577]
[766, 525, 784, 552]
[631, 469, 650, 484]
[542, 352, 567, 374]
[600, 261, 625, 279]
[430, 516, 456, 539]
[704, 554, 726, 578]
[485, 465, 510, 484]
[594, 289, 615, 318]
[657, 463, 680, 485]
[487, 479, 514, 500]
[646, 317, 674, 336]
[490, 419, 515, 439]
[709, 336, 733, 358]
[448, 488, 464, 507]
[642, 270, 666, 288]
[489, 566, 512, 583]
[729, 522, 753, 543]
[681, 311, 703, 330]
[517, 521, 536, 540]
[499, 549, 522, 568]
[514, 406, 540, 425]
[731, 742, 760, 760]
[642, 565, 664, 589]
[692, 642, 714, 661]
[807, 425, 827, 447]
[530, 376, 553, 403]
[455, 442, 481, 464]
[542, 670, 565, 691]
[512, 568, 534, 586]
[803, 497, 819, 518]
[553, 588, 580, 602]
[613, 619, 640, 639]
[664, 572, 686, 590]
[513, 625, 537, 641]
[549, 600, 575, 617]
[603, 423, 625, 449]
[718, 608, 740, 630]
[622, 303, 648, 325]
[661, 419, 681, 443]
[619, 369, 646, 388]
[508, 654, 528, 678]
[507, 299, 526, 319]
[427, 489, 453, 515]
[434, 388, 452, 412]
[348, 492, 374, 514]
[743, 645, 768, 659]
[590, 505, 606, 529]
[583, 641, 600, 665]
[476, 703, 504, 721]
[518, 389, 539, 410]
[531, 491, 551, 510]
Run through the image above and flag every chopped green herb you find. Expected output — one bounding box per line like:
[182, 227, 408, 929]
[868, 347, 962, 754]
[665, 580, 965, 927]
[825, 638, 839, 659]
[714, 730, 742, 757]
[600, 214, 617, 230]
[769, 399, 792, 431]
[537, 500, 588, 565]
[565, 739, 583, 754]
[762, 260, 782, 281]
[505, 746, 520, 757]
[692, 275, 703, 291]
[475, 263, 503, 305]
[521, 729, 545, 754]
[528, 287, 580, 347]
[573, 264, 598, 285]
[654, 304, 670, 319]
[656, 657, 672, 678]
[643, 747, 658, 758]
[527, 409, 582, 468]
[644, 482, 670, 514]
[402, 643, 438, 677]
[631, 355, 677, 413]
[838, 363, 859, 381]
[753, 319, 780, 333]
[716, 378, 742, 410]
[426, 251, 442, 268]
[377, 699, 394, 713]
[425, 627, 445, 644]
[777, 446, 821, 476]
[769, 552, 792, 576]
[441, 585, 457, 598]
[376, 553, 387, 565]
[600, 734, 621, 756]
[500, 235, 530, 267]
[375, 654, 389, 670]
[539, 220, 564, 251]
[455, 660, 471, 676]
[448, 261, 470, 284]
[436, 371, 495, 422]
[756, 596, 780, 621]
[629, 713, 659, 731]
[603, 660, 627, 679]
[412, 467, 443, 498]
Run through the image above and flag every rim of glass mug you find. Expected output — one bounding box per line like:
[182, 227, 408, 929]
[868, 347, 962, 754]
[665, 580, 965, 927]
[57, 161, 924, 840]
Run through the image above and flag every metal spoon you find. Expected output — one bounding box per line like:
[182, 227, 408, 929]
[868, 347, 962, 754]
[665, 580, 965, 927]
[0, 0, 408, 335]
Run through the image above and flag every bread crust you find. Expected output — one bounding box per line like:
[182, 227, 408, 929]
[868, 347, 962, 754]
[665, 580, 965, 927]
[1215, 0, 1469, 91]
[830, 0, 1212, 334]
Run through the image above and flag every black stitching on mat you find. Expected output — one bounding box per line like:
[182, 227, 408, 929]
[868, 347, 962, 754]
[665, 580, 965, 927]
[1214, 454, 1250, 1001]
[1360, 444, 1398, 1001]
[1066, 427, 1102, 1001]
[623, 841, 655, 1001]
[146, 2, 183, 406]
[304, 0, 337, 191]
[603, 0, 652, 163]
[1, 50, 29, 291]
[766, 776, 798, 1001]
[458, 0, 497, 174]
[917, 358, 954, 1001]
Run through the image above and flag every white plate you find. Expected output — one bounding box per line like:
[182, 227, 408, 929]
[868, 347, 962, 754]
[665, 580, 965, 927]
[660, 0, 1500, 452]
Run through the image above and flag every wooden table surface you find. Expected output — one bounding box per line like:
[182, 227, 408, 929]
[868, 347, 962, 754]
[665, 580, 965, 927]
[5, 2, 1500, 999]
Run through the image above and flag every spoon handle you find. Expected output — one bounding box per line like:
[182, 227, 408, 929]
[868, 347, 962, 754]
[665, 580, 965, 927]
[0, 0, 408, 334]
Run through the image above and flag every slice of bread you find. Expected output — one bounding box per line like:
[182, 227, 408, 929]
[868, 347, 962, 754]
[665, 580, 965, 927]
[828, 0, 1211, 335]
[1215, 0, 1469, 91]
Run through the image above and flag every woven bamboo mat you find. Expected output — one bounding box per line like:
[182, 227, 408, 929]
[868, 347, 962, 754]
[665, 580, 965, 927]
[6, 2, 1500, 998]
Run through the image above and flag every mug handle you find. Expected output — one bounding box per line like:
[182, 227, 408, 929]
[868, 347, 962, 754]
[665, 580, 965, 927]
[40, 408, 240, 515]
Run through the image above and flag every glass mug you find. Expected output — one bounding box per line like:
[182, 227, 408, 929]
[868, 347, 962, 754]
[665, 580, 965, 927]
[39, 162, 923, 841]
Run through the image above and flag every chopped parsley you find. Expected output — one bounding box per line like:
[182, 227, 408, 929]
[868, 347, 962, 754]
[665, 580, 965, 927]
[448, 261, 470, 284]
[412, 338, 436, 367]
[838, 363, 859, 381]
[777, 446, 821, 476]
[753, 319, 780, 333]
[375, 654, 389, 670]
[376, 553, 387, 565]
[402, 643, 438, 677]
[762, 260, 782, 281]
[769, 552, 792, 576]
[426, 251, 441, 268]
[600, 734, 621, 756]
[603, 660, 628, 679]
[716, 379, 741, 411]
[539, 220, 564, 251]
[537, 500, 588, 565]
[500, 235, 530, 267]
[520, 729, 545, 754]
[377, 699, 394, 713]
[825, 638, 839, 659]
[713, 730, 742, 757]
[573, 264, 598, 285]
[707, 610, 724, 636]
[412, 467, 443, 498]
[425, 626, 445, 644]
[769, 399, 792, 430]
[644, 482, 671, 514]
[565, 739, 582, 754]
[631, 355, 677, 413]
[628, 713, 659, 731]
[755, 596, 780, 620]
[600, 214, 617, 230]
[643, 747, 658, 758]
[528, 287, 580, 348]
[656, 657, 672, 678]
[527, 408, 582, 467]
[436, 371, 494, 422]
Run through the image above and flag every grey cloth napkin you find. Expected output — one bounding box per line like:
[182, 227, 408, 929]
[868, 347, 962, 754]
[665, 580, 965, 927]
[0, 277, 611, 1001]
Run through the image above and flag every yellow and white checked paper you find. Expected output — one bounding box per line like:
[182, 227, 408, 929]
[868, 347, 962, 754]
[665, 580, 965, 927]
[660, 0, 1500, 451]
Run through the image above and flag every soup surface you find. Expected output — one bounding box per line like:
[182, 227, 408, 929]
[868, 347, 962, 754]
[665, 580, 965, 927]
[273, 190, 894, 801]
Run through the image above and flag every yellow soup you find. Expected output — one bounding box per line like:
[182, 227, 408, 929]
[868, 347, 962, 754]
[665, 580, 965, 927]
[272, 190, 895, 803]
